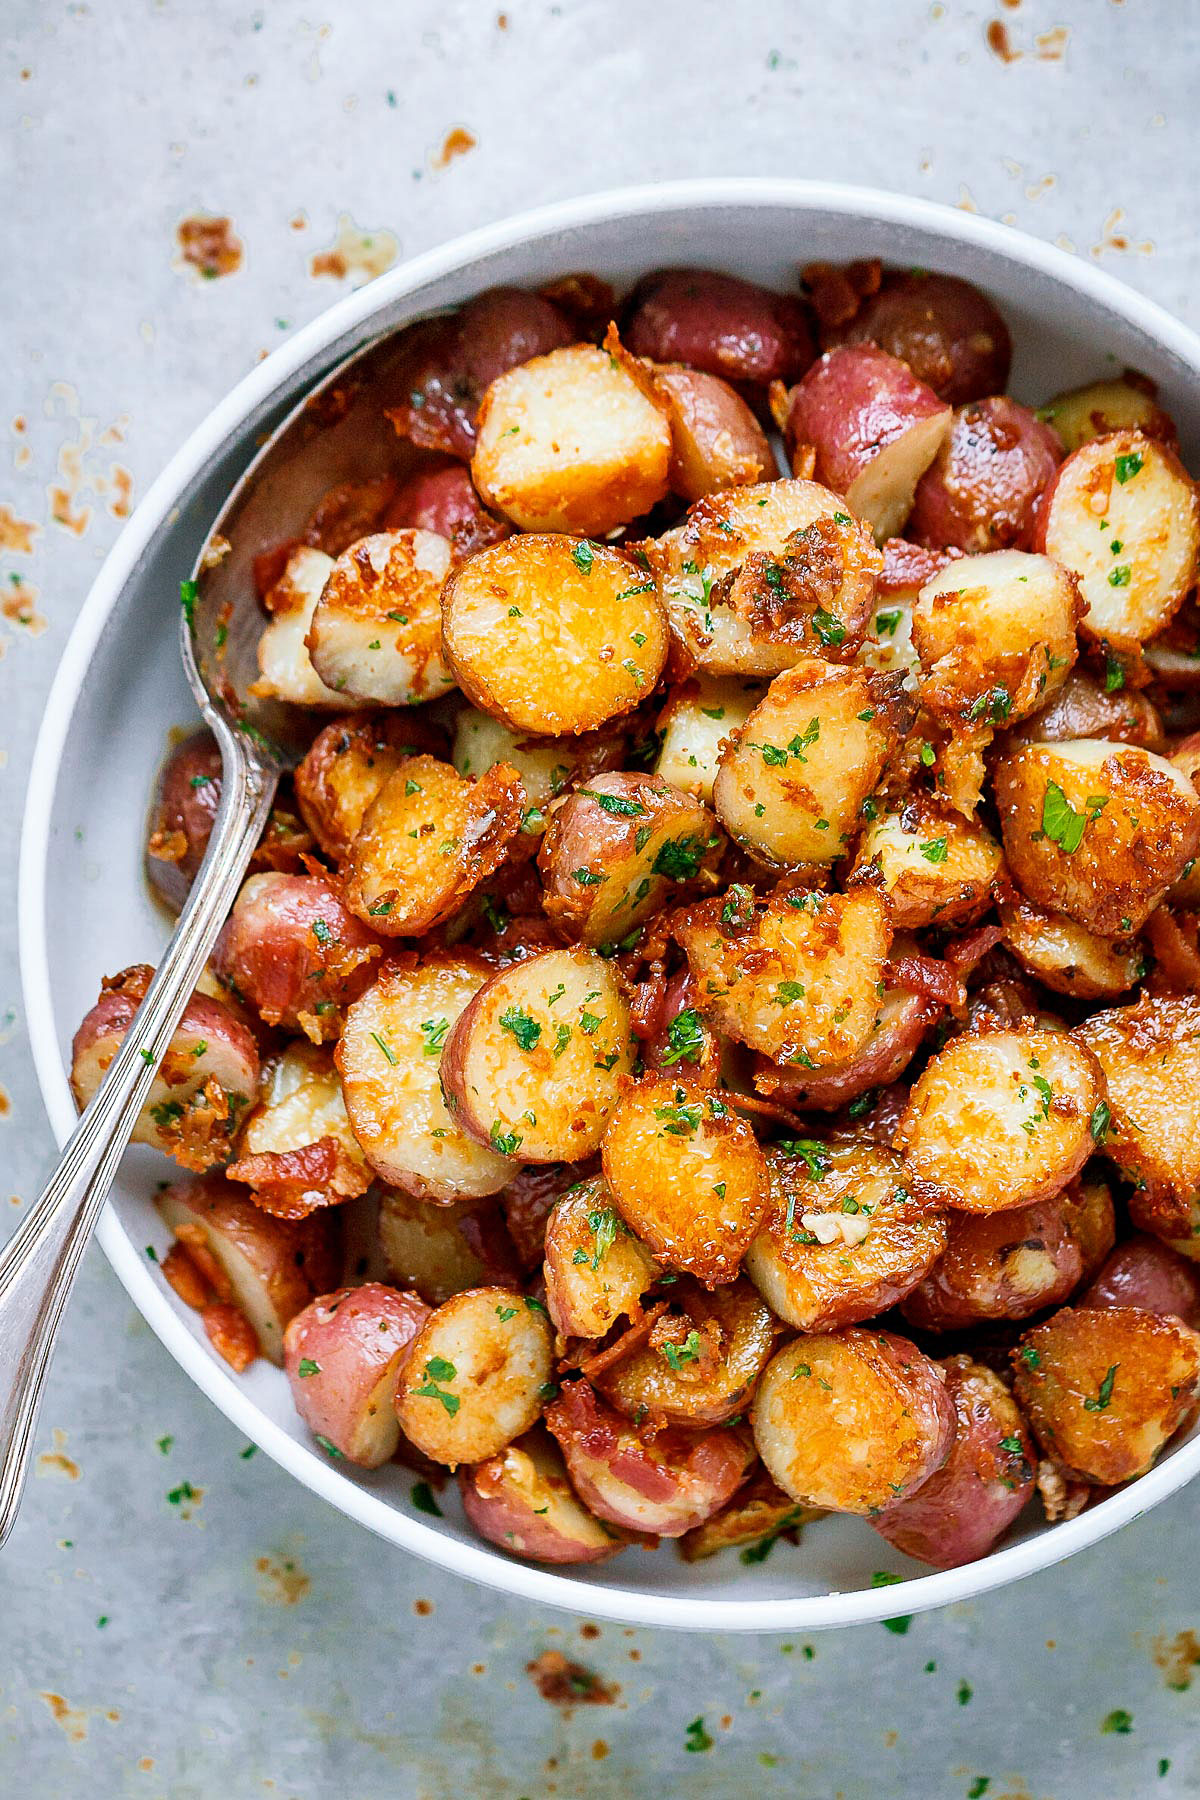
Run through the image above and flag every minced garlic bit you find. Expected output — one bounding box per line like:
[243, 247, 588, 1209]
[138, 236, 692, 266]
[800, 1209, 871, 1248]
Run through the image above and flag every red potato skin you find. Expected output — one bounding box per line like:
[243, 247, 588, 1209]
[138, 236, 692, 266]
[544, 1379, 754, 1537]
[212, 873, 385, 1040]
[145, 731, 223, 912]
[159, 1173, 342, 1328]
[1081, 1235, 1200, 1328]
[784, 343, 950, 496]
[652, 366, 775, 502]
[283, 1283, 431, 1466]
[908, 397, 1063, 553]
[500, 1161, 599, 1272]
[753, 981, 941, 1110]
[381, 458, 512, 558]
[900, 1192, 1088, 1334]
[293, 712, 449, 863]
[877, 537, 959, 595]
[457, 1431, 624, 1564]
[872, 1356, 1035, 1568]
[622, 268, 814, 386]
[822, 269, 1012, 405]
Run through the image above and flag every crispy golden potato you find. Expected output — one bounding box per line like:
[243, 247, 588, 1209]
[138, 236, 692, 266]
[678, 1466, 822, 1562]
[596, 1277, 777, 1427]
[538, 773, 721, 947]
[337, 957, 512, 1201]
[654, 676, 765, 804]
[440, 947, 636, 1163]
[1035, 429, 1200, 650]
[912, 550, 1081, 727]
[713, 660, 912, 869]
[284, 1283, 430, 1467]
[394, 1286, 554, 1467]
[441, 534, 668, 736]
[998, 888, 1144, 1000]
[752, 955, 941, 1111]
[651, 478, 882, 678]
[1168, 732, 1200, 906]
[677, 885, 891, 1070]
[471, 343, 672, 535]
[377, 1188, 520, 1305]
[451, 706, 627, 840]
[751, 1329, 955, 1513]
[848, 797, 1002, 930]
[542, 1175, 661, 1339]
[994, 738, 1200, 936]
[295, 713, 447, 861]
[601, 1077, 770, 1286]
[226, 1040, 370, 1216]
[458, 1427, 626, 1565]
[745, 1141, 947, 1331]
[306, 529, 455, 706]
[896, 1029, 1105, 1214]
[341, 755, 524, 935]
[212, 871, 385, 1042]
[1040, 376, 1178, 455]
[653, 364, 774, 501]
[1012, 1305, 1200, 1484]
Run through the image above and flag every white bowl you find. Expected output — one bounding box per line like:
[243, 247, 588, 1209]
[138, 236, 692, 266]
[19, 179, 1200, 1632]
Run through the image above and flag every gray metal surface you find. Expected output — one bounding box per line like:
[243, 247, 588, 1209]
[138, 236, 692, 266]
[3, 1, 1199, 1793]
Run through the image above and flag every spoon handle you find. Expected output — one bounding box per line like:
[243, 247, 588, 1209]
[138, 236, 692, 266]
[0, 718, 278, 1547]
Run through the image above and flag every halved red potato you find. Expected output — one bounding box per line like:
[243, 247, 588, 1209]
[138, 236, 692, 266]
[1145, 903, 1200, 990]
[341, 756, 524, 935]
[636, 969, 723, 1089]
[500, 1160, 598, 1273]
[458, 1427, 625, 1564]
[381, 459, 511, 557]
[848, 797, 1002, 930]
[857, 539, 954, 680]
[1077, 994, 1200, 1256]
[377, 1187, 521, 1305]
[622, 267, 814, 385]
[1012, 1305, 1200, 1484]
[596, 1277, 777, 1428]
[1082, 1235, 1200, 1327]
[226, 1040, 371, 1218]
[908, 398, 1062, 554]
[784, 345, 952, 541]
[544, 1378, 754, 1536]
[601, 1077, 770, 1286]
[297, 475, 400, 559]
[471, 345, 672, 535]
[158, 1174, 340, 1363]
[744, 1140, 948, 1331]
[654, 676, 765, 804]
[872, 1356, 1035, 1568]
[752, 956, 940, 1111]
[653, 365, 774, 501]
[994, 738, 1200, 936]
[679, 1465, 823, 1562]
[819, 267, 1011, 404]
[1039, 374, 1178, 455]
[676, 885, 891, 1070]
[751, 1329, 955, 1513]
[1007, 669, 1165, 752]
[713, 661, 912, 869]
[452, 706, 627, 842]
[896, 1028, 1105, 1214]
[253, 547, 350, 707]
[71, 966, 259, 1171]
[440, 947, 636, 1162]
[294, 712, 447, 862]
[1166, 733, 1200, 906]
[442, 534, 668, 736]
[650, 478, 883, 678]
[1035, 429, 1200, 650]
[394, 1285, 554, 1467]
[538, 773, 722, 946]
[542, 1175, 661, 1338]
[145, 730, 224, 912]
[283, 1283, 430, 1466]
[337, 956, 512, 1200]
[912, 550, 1081, 727]
[998, 888, 1144, 1001]
[305, 529, 455, 706]
[899, 1181, 1111, 1332]
[212, 871, 384, 1040]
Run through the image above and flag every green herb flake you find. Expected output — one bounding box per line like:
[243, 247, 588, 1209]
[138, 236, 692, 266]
[1115, 451, 1143, 485]
[1108, 564, 1132, 588]
[684, 1718, 713, 1754]
[410, 1480, 443, 1516]
[499, 1006, 542, 1052]
[1101, 1708, 1133, 1734]
[179, 579, 198, 629]
[919, 837, 948, 864]
[1083, 1363, 1119, 1412]
[371, 1030, 398, 1066]
[661, 1328, 703, 1371]
[1090, 1099, 1111, 1144]
[297, 1358, 321, 1379]
[579, 788, 646, 818]
[571, 541, 595, 574]
[875, 609, 901, 637]
[662, 1008, 705, 1065]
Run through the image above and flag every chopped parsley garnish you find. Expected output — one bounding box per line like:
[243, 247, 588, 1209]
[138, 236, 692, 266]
[661, 1328, 703, 1370]
[1104, 652, 1125, 693]
[489, 1122, 523, 1156]
[812, 607, 845, 647]
[297, 1358, 321, 1379]
[1114, 451, 1143, 484]
[410, 1480, 443, 1517]
[571, 540, 595, 574]
[1041, 781, 1105, 854]
[683, 1718, 713, 1754]
[179, 579, 198, 629]
[572, 867, 603, 886]
[1101, 1707, 1133, 1733]
[579, 788, 646, 817]
[1083, 1363, 1119, 1412]
[875, 609, 901, 636]
[652, 834, 708, 882]
[654, 1093, 702, 1136]
[1090, 1100, 1111, 1144]
[414, 1357, 459, 1415]
[662, 1008, 705, 1065]
[778, 1138, 830, 1179]
[499, 1007, 541, 1051]
[920, 837, 948, 864]
[371, 1031, 398, 1066]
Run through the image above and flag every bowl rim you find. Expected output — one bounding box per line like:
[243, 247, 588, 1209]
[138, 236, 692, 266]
[19, 176, 1200, 1632]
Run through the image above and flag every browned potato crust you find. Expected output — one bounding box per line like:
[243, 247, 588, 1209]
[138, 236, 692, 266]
[295, 713, 447, 861]
[378, 1188, 520, 1305]
[1040, 376, 1178, 455]
[1012, 1305, 1200, 1484]
[998, 888, 1144, 1000]
[596, 1277, 777, 1427]
[678, 1467, 823, 1562]
[306, 529, 454, 705]
[601, 1077, 770, 1286]
[542, 1175, 661, 1339]
[394, 1285, 554, 1467]
[654, 676, 765, 804]
[653, 365, 774, 501]
[1007, 669, 1165, 752]
[451, 707, 627, 836]
[848, 797, 1002, 930]
[458, 1428, 625, 1565]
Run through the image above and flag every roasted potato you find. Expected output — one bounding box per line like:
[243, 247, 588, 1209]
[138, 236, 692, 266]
[212, 871, 384, 1040]
[784, 345, 952, 541]
[284, 1283, 430, 1466]
[452, 706, 626, 840]
[500, 1159, 597, 1273]
[622, 267, 813, 385]
[713, 660, 911, 869]
[751, 1329, 955, 1514]
[745, 1140, 948, 1332]
[253, 546, 349, 707]
[145, 730, 224, 912]
[600, 1077, 769, 1286]
[70, 966, 258, 1171]
[442, 534, 669, 736]
[294, 712, 447, 861]
[472, 344, 672, 535]
[998, 888, 1144, 1001]
[1082, 1235, 1200, 1328]
[1012, 1305, 1200, 1484]
[337, 956, 512, 1201]
[752, 956, 941, 1110]
[896, 1028, 1106, 1214]
[542, 1175, 661, 1338]
[382, 458, 511, 557]
[653, 365, 774, 501]
[858, 539, 952, 680]
[341, 755, 524, 935]
[1039, 375, 1178, 456]
[908, 397, 1062, 554]
[305, 529, 454, 706]
[226, 1040, 371, 1218]
[849, 797, 1002, 930]
[819, 266, 1011, 405]
[1035, 429, 1200, 650]
[439, 947, 636, 1162]
[394, 1286, 554, 1467]
[678, 1466, 822, 1562]
[654, 676, 765, 804]
[458, 1427, 625, 1564]
[1008, 668, 1165, 752]
[595, 1277, 776, 1428]
[872, 1356, 1035, 1568]
[378, 1187, 521, 1305]
[538, 772, 721, 946]
[544, 1378, 754, 1536]
[994, 738, 1200, 936]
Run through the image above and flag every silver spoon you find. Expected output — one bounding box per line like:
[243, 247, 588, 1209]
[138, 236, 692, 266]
[0, 319, 428, 1545]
